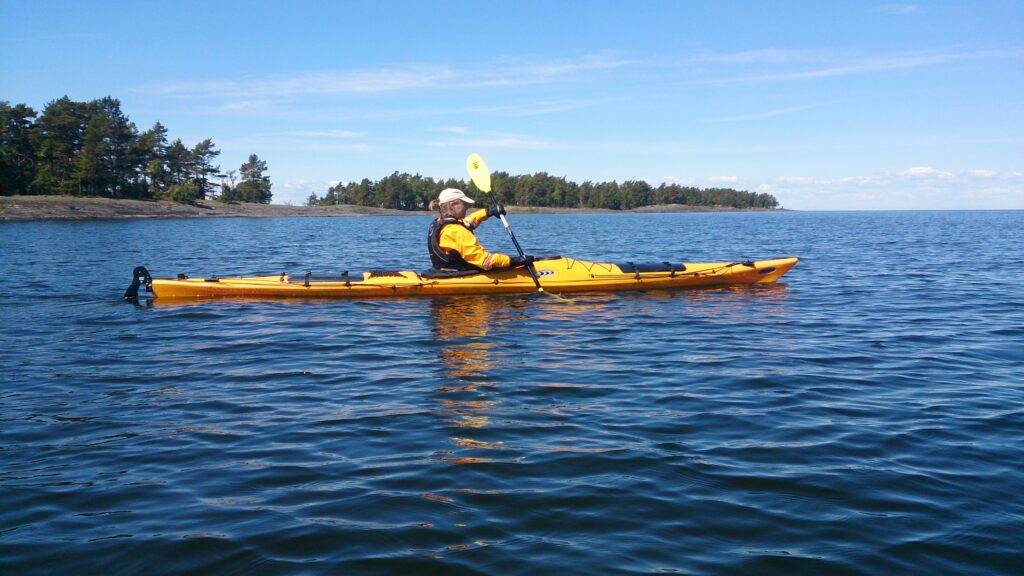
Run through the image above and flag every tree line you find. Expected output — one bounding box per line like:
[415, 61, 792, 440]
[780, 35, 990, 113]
[0, 97, 272, 203]
[308, 171, 779, 211]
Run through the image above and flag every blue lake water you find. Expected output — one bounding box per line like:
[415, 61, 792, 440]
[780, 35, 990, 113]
[1, 210, 1022, 575]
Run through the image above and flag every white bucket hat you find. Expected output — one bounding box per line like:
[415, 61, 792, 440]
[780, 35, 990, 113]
[438, 188, 475, 204]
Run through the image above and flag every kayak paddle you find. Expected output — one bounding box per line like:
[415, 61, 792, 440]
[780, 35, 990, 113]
[466, 152, 566, 300]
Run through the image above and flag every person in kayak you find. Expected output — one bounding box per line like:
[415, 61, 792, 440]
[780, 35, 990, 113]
[427, 188, 534, 272]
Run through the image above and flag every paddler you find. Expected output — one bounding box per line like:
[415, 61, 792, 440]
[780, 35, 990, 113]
[427, 188, 535, 272]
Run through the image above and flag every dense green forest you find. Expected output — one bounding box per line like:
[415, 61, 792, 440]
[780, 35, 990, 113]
[0, 97, 272, 203]
[3, 96, 778, 211]
[307, 171, 779, 211]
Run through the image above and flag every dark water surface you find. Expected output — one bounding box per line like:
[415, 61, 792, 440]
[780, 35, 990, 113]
[2, 211, 1022, 575]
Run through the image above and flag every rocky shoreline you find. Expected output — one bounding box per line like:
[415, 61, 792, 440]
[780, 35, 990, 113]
[0, 195, 782, 221]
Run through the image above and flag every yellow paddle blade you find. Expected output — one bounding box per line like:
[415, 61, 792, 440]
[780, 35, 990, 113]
[466, 153, 491, 193]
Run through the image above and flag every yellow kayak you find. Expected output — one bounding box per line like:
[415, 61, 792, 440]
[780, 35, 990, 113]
[125, 256, 798, 300]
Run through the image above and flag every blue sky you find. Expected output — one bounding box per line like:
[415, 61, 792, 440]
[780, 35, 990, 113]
[2, 0, 1021, 209]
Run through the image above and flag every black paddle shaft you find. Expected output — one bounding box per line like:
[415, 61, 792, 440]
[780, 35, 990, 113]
[484, 191, 543, 289]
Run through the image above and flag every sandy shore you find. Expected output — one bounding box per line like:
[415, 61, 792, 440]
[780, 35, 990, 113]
[0, 195, 780, 221]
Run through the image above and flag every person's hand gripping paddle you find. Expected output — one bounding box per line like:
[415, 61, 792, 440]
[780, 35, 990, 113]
[466, 153, 567, 300]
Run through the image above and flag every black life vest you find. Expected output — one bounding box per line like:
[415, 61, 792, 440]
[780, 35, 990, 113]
[427, 217, 482, 271]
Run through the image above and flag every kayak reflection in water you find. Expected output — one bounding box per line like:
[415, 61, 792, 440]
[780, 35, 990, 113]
[431, 296, 501, 382]
[427, 188, 535, 273]
[430, 296, 512, 461]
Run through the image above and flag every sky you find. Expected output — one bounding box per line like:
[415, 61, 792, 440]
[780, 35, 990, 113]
[2, 0, 1022, 210]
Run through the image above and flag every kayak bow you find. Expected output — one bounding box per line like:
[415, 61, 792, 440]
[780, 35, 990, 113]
[124, 256, 798, 300]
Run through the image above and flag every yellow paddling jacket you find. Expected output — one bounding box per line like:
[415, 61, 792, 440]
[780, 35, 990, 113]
[428, 208, 512, 271]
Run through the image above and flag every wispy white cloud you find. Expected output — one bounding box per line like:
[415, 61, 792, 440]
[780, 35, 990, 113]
[654, 168, 1023, 210]
[836, 175, 886, 185]
[286, 129, 365, 138]
[765, 53, 960, 80]
[298, 142, 373, 153]
[289, 97, 611, 124]
[509, 99, 612, 116]
[148, 65, 456, 98]
[427, 132, 554, 150]
[143, 54, 636, 100]
[469, 53, 637, 87]
[527, 53, 636, 75]
[691, 48, 825, 64]
[776, 176, 815, 185]
[699, 49, 1016, 85]
[281, 179, 331, 190]
[440, 126, 469, 134]
[706, 103, 822, 123]
[875, 4, 919, 15]
[758, 167, 1023, 209]
[222, 100, 277, 111]
[901, 166, 953, 178]
[276, 179, 339, 204]
[967, 169, 997, 177]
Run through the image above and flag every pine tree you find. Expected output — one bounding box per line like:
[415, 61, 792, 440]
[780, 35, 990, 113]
[190, 139, 221, 200]
[0, 101, 38, 195]
[134, 122, 168, 198]
[234, 154, 272, 203]
[32, 97, 90, 195]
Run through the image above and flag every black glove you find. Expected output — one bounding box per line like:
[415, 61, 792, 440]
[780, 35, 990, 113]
[487, 203, 507, 218]
[509, 255, 535, 267]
